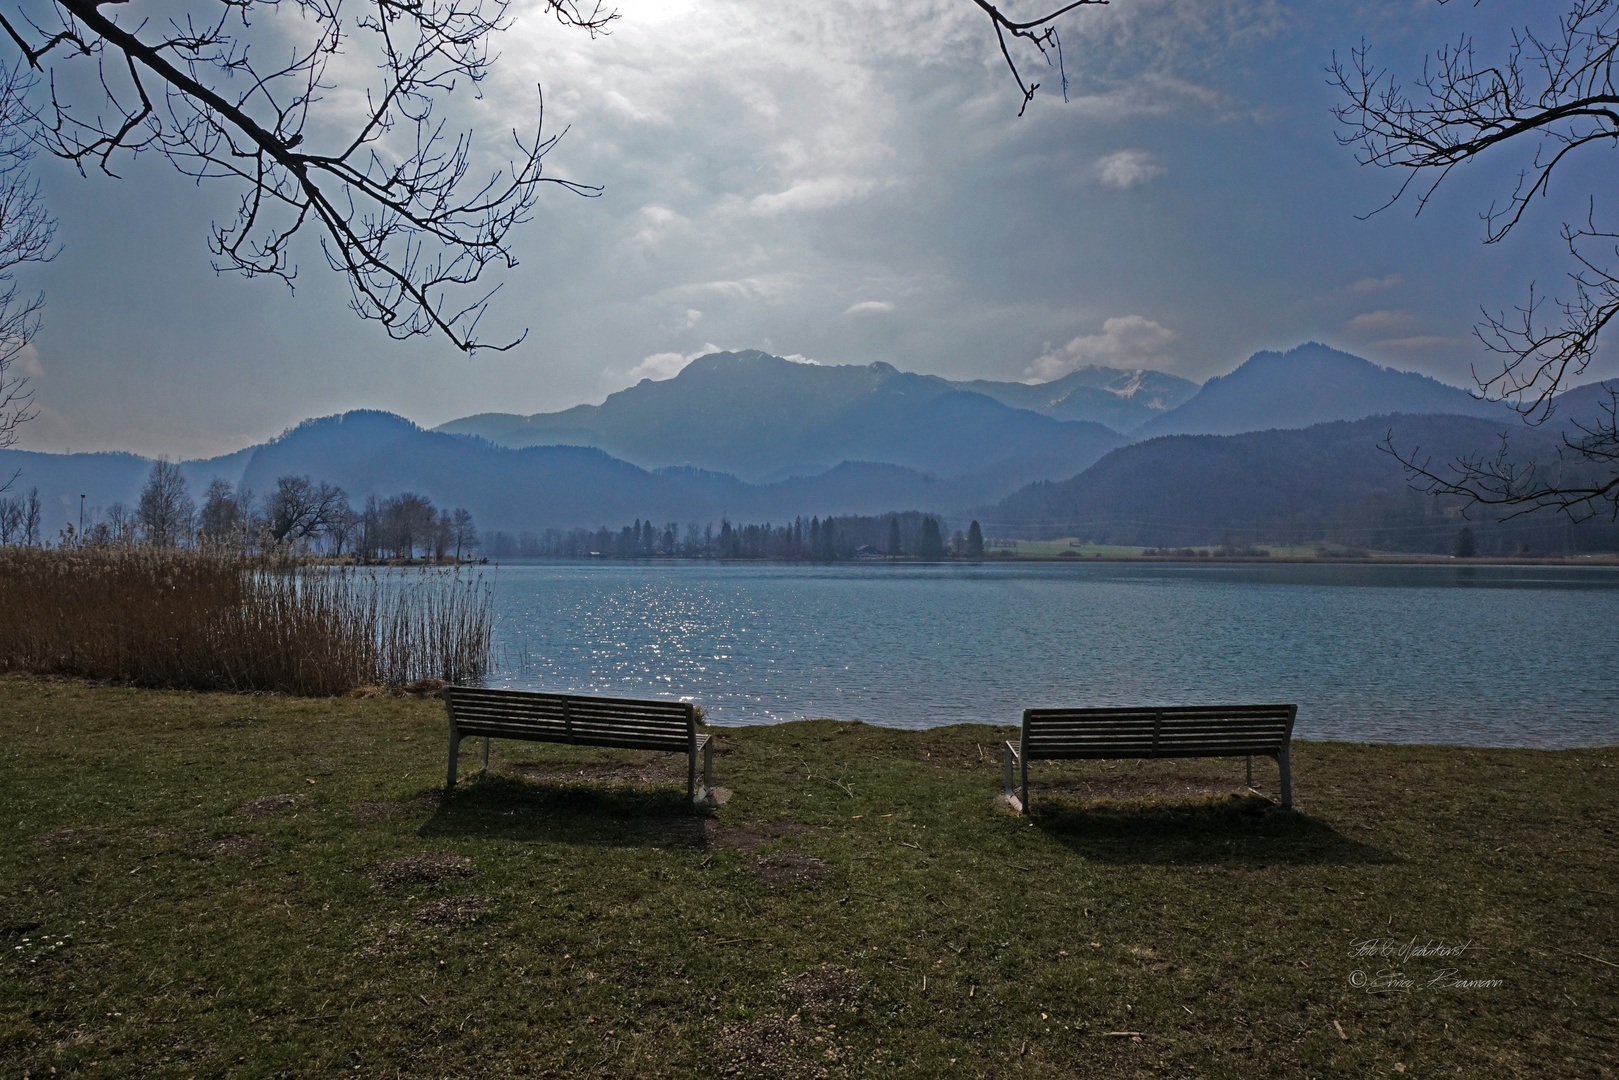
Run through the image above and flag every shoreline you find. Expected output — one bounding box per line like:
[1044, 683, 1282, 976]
[485, 552, 1619, 567]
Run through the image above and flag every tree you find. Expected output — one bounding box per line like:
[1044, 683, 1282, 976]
[886, 515, 903, 557]
[916, 515, 946, 561]
[1333, 1, 1619, 519]
[0, 64, 56, 471]
[324, 503, 362, 558]
[0, 490, 18, 542]
[966, 520, 986, 558]
[1452, 525, 1477, 559]
[20, 482, 36, 543]
[197, 477, 241, 543]
[2, 0, 613, 352]
[137, 462, 193, 545]
[451, 508, 478, 560]
[379, 492, 436, 558]
[267, 475, 347, 544]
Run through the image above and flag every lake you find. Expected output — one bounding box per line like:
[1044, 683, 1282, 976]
[481, 560, 1619, 748]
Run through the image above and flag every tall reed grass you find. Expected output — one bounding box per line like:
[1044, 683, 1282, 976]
[0, 547, 491, 695]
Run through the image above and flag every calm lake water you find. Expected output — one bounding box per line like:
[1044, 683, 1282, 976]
[481, 560, 1619, 748]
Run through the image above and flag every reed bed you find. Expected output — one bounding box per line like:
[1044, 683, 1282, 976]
[0, 547, 491, 695]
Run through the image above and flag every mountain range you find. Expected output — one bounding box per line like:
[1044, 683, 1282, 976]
[436, 350, 1128, 487]
[2, 342, 1606, 551]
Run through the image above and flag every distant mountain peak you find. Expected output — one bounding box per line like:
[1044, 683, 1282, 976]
[1131, 342, 1507, 438]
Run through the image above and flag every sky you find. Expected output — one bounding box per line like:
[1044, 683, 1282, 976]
[12, 0, 1611, 458]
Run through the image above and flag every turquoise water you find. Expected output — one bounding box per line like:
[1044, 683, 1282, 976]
[483, 561, 1619, 747]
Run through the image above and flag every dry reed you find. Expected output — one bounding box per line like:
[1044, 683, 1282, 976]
[0, 547, 491, 695]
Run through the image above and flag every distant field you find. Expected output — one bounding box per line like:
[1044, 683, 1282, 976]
[978, 538, 1619, 563]
[2, 677, 1615, 1078]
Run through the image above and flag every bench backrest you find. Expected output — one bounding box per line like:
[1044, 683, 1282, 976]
[1021, 704, 1296, 761]
[445, 687, 696, 752]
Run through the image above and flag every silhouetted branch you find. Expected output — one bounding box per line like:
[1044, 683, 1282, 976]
[970, 0, 1107, 115]
[0, 62, 56, 469]
[3, 0, 615, 352]
[1340, 1, 1619, 518]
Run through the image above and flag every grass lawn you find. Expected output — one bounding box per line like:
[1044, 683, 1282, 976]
[2, 675, 1615, 1078]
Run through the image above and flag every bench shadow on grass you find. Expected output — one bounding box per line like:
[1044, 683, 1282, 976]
[418, 774, 713, 848]
[1031, 794, 1391, 867]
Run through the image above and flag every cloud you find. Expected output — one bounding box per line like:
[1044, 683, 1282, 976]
[13, 342, 44, 379]
[1025, 315, 1178, 382]
[1372, 335, 1467, 351]
[1094, 149, 1167, 189]
[624, 343, 723, 383]
[684, 308, 703, 327]
[1349, 274, 1403, 294]
[1344, 309, 1416, 337]
[749, 176, 879, 216]
[844, 300, 894, 315]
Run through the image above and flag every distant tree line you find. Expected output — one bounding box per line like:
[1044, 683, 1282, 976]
[53, 462, 478, 561]
[483, 512, 986, 561]
[996, 486, 1619, 558]
[0, 487, 42, 546]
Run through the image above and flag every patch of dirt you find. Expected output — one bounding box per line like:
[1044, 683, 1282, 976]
[33, 826, 102, 847]
[706, 818, 813, 852]
[414, 896, 488, 926]
[779, 965, 859, 1014]
[239, 793, 305, 818]
[210, 833, 273, 857]
[752, 854, 828, 887]
[371, 852, 473, 890]
[713, 1018, 853, 1079]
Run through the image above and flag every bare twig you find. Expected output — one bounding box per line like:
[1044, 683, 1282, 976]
[3, 0, 615, 352]
[1336, 1, 1619, 518]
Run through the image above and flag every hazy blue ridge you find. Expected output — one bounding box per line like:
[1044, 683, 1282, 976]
[980, 412, 1619, 552]
[1132, 342, 1514, 438]
[433, 350, 1126, 481]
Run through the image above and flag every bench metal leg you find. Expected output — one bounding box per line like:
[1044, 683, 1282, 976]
[482, 736, 491, 773]
[688, 743, 698, 803]
[702, 738, 714, 798]
[1019, 742, 1029, 814]
[446, 727, 462, 790]
[1002, 740, 1027, 813]
[1246, 755, 1252, 787]
[1277, 745, 1292, 808]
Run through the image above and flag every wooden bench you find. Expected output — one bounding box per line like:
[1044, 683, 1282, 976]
[444, 687, 714, 804]
[1003, 704, 1296, 812]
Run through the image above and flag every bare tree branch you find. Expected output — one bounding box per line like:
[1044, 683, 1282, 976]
[1337, 1, 1619, 519]
[0, 61, 56, 477]
[969, 0, 1108, 115]
[2, 0, 615, 352]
